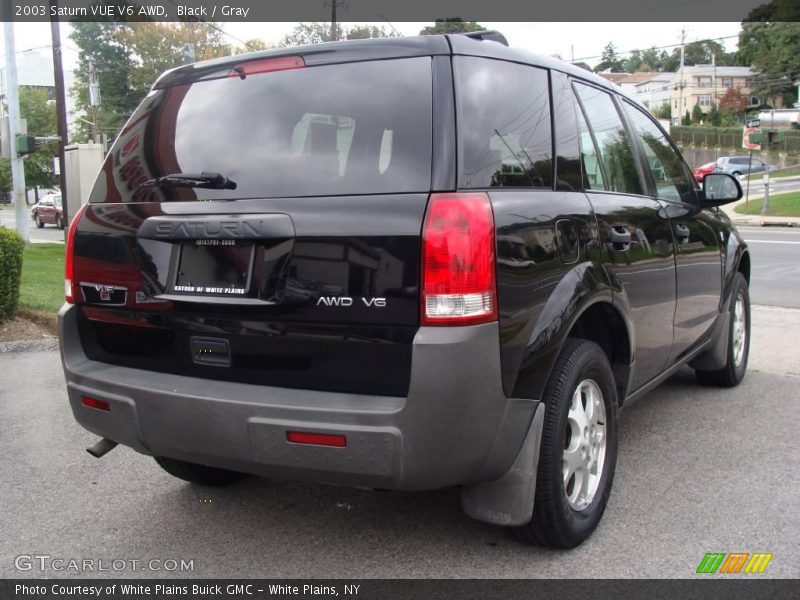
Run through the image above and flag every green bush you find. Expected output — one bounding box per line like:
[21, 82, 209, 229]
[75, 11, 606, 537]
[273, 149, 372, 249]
[0, 226, 25, 323]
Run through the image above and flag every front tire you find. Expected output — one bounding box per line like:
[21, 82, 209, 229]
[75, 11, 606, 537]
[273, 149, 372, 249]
[695, 272, 750, 387]
[35, 215, 44, 228]
[512, 339, 619, 548]
[154, 456, 249, 486]
[56, 215, 64, 230]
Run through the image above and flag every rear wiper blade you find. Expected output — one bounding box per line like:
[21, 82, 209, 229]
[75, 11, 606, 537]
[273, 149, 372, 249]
[141, 171, 237, 190]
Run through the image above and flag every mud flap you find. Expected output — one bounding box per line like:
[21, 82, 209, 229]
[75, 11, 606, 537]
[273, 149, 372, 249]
[460, 403, 545, 526]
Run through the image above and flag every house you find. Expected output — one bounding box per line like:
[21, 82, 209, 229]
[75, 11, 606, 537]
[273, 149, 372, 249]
[597, 71, 676, 113]
[669, 64, 779, 124]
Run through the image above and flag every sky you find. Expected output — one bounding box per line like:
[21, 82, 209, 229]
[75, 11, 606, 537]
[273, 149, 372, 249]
[1, 21, 744, 127]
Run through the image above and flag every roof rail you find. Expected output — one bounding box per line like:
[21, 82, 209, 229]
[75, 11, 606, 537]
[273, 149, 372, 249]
[459, 30, 509, 47]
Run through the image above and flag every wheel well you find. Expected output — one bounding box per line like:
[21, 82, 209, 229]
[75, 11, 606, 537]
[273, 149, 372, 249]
[567, 303, 631, 404]
[738, 251, 750, 284]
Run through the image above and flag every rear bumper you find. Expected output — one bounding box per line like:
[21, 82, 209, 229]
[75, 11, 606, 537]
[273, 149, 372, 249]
[59, 304, 539, 490]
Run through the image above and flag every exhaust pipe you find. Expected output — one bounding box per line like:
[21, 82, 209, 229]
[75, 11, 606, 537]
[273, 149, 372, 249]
[87, 438, 117, 458]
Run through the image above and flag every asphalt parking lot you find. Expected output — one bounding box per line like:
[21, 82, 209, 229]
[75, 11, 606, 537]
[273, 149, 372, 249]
[1, 304, 798, 579]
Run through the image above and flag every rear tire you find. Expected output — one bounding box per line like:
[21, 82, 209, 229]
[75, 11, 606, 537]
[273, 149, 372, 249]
[154, 456, 249, 486]
[695, 272, 750, 387]
[56, 215, 64, 230]
[512, 339, 619, 548]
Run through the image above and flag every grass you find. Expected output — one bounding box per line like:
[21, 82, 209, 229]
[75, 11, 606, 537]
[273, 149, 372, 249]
[734, 191, 800, 217]
[19, 243, 65, 314]
[746, 164, 800, 183]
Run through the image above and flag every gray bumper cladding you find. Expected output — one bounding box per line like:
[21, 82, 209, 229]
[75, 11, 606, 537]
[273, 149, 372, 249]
[59, 304, 540, 492]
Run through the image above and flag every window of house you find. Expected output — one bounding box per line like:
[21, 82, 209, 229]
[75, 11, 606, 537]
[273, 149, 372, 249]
[750, 97, 760, 107]
[744, 78, 752, 88]
[698, 95, 712, 107]
[697, 76, 712, 88]
[722, 77, 732, 88]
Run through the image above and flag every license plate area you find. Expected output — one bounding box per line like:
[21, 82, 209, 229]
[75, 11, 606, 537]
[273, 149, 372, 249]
[170, 240, 255, 297]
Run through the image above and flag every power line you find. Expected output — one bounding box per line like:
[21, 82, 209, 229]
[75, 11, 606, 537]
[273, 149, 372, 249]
[574, 34, 741, 63]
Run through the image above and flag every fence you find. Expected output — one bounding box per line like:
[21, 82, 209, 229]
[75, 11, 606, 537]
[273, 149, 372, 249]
[671, 126, 800, 155]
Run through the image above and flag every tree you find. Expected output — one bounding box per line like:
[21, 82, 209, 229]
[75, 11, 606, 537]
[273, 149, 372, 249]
[419, 19, 484, 35]
[278, 23, 395, 48]
[236, 39, 272, 54]
[707, 105, 722, 126]
[692, 104, 705, 124]
[0, 158, 11, 196]
[623, 50, 644, 73]
[19, 87, 59, 198]
[595, 42, 625, 72]
[738, 14, 800, 108]
[682, 110, 692, 126]
[70, 21, 139, 143]
[653, 103, 671, 120]
[718, 88, 748, 119]
[641, 47, 661, 71]
[117, 22, 231, 96]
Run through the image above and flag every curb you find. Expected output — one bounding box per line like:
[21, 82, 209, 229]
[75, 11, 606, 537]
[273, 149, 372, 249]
[0, 338, 60, 353]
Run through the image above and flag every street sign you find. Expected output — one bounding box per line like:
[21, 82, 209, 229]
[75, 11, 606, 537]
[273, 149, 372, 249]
[746, 118, 760, 128]
[742, 126, 761, 150]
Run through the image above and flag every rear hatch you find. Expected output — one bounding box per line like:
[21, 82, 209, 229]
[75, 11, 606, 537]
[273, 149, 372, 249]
[69, 53, 436, 397]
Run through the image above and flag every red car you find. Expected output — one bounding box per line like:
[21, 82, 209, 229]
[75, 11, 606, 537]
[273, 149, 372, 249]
[693, 161, 717, 183]
[31, 193, 64, 229]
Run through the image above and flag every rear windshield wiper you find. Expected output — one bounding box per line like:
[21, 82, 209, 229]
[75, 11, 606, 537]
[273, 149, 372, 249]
[141, 171, 237, 190]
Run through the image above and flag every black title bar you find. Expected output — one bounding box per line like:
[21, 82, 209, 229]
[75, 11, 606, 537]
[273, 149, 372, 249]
[1, 0, 789, 23]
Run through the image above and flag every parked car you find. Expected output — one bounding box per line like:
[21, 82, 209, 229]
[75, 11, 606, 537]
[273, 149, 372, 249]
[693, 161, 718, 182]
[31, 193, 64, 229]
[59, 32, 751, 549]
[715, 156, 776, 178]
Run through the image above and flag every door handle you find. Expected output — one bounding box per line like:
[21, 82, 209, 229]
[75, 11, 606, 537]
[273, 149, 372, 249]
[674, 224, 690, 244]
[609, 227, 631, 251]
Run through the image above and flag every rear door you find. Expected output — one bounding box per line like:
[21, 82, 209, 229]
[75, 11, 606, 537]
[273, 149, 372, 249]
[70, 54, 442, 397]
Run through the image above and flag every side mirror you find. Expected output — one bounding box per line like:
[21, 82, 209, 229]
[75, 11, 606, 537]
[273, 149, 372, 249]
[701, 173, 742, 207]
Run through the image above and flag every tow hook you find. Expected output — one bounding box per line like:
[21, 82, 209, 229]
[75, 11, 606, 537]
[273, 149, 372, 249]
[86, 438, 118, 458]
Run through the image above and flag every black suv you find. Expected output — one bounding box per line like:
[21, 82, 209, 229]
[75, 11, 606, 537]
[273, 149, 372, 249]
[59, 33, 750, 548]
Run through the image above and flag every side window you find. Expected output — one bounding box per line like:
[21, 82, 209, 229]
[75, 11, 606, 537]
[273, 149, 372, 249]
[454, 57, 553, 189]
[573, 83, 643, 196]
[622, 102, 696, 203]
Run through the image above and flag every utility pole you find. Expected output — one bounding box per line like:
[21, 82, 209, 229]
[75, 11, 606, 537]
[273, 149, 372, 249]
[50, 0, 69, 228]
[761, 109, 773, 216]
[3, 17, 29, 242]
[679, 28, 686, 125]
[328, 0, 345, 41]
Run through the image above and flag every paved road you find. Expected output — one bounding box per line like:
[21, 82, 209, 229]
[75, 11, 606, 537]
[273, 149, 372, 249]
[0, 209, 65, 243]
[1, 305, 798, 579]
[737, 226, 800, 308]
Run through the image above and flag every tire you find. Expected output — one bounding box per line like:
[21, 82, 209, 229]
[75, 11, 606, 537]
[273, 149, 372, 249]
[512, 339, 619, 548]
[732, 171, 742, 179]
[154, 456, 249, 486]
[695, 272, 750, 387]
[56, 215, 64, 230]
[35, 215, 44, 228]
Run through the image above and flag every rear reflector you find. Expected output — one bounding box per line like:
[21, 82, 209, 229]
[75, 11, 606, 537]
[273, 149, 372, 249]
[81, 396, 110, 412]
[421, 193, 497, 325]
[65, 203, 89, 303]
[228, 56, 305, 78]
[287, 431, 347, 447]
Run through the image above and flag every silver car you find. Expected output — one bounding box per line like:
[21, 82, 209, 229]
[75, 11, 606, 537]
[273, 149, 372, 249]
[715, 156, 775, 178]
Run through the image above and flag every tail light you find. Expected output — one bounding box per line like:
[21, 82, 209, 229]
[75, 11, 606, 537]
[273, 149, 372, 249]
[65, 203, 88, 303]
[421, 192, 497, 326]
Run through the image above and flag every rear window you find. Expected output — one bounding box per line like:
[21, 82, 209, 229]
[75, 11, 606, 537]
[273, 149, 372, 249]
[91, 58, 433, 203]
[454, 57, 553, 189]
